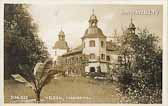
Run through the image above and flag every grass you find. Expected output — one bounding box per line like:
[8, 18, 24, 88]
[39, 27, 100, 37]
[4, 76, 131, 103]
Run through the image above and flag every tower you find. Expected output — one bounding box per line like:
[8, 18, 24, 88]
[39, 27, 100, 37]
[82, 10, 107, 73]
[52, 30, 69, 64]
[128, 17, 136, 34]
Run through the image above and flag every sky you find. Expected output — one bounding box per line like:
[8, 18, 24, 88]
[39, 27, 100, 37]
[28, 4, 163, 55]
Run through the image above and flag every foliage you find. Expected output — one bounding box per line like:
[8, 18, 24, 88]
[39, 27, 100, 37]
[117, 28, 162, 103]
[11, 59, 57, 102]
[4, 4, 49, 79]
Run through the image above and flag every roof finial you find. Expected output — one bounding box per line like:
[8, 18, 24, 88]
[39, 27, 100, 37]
[131, 15, 133, 23]
[92, 9, 94, 15]
[59, 27, 65, 36]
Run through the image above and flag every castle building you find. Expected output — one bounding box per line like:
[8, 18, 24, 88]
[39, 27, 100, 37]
[53, 11, 136, 76]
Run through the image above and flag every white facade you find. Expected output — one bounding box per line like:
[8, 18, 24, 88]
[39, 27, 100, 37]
[82, 37, 108, 73]
[53, 49, 68, 61]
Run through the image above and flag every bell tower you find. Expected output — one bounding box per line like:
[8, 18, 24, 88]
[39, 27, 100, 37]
[128, 17, 136, 34]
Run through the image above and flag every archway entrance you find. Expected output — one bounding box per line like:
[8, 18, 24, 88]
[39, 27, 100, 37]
[90, 67, 96, 72]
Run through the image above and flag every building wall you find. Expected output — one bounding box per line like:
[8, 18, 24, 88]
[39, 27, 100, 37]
[106, 50, 119, 64]
[85, 62, 108, 73]
[100, 63, 108, 73]
[85, 62, 99, 73]
[82, 37, 108, 73]
[52, 49, 67, 61]
[83, 38, 106, 59]
[62, 53, 86, 76]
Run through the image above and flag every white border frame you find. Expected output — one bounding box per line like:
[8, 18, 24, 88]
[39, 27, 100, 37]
[0, 0, 167, 106]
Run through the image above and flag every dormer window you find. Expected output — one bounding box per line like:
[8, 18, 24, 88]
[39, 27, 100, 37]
[89, 40, 95, 47]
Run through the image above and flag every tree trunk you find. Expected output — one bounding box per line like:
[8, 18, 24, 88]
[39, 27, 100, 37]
[35, 90, 41, 103]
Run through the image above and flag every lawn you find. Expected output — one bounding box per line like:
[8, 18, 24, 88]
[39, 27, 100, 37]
[4, 76, 131, 103]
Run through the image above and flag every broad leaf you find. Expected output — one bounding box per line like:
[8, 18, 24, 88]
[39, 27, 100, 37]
[11, 74, 28, 83]
[11, 74, 35, 90]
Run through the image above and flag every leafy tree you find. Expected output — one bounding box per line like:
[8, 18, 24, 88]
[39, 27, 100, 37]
[118, 28, 162, 103]
[4, 4, 49, 79]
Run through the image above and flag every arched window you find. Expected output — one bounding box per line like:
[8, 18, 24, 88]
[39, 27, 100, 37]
[90, 53, 95, 59]
[89, 40, 95, 47]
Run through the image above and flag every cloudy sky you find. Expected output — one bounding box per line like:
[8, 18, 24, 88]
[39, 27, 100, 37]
[28, 4, 162, 55]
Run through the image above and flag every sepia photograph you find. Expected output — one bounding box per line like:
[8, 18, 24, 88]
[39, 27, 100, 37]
[3, 3, 163, 104]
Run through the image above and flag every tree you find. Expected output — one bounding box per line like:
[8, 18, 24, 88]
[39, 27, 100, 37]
[4, 4, 49, 79]
[11, 59, 59, 103]
[117, 28, 162, 103]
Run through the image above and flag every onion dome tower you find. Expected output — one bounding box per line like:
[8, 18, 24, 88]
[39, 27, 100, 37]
[53, 30, 69, 50]
[82, 10, 106, 39]
[128, 17, 136, 34]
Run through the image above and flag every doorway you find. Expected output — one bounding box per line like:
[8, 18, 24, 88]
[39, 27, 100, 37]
[90, 67, 96, 72]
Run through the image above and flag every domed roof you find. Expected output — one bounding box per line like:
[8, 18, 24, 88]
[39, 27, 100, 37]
[82, 10, 106, 39]
[53, 40, 69, 49]
[82, 27, 106, 39]
[53, 30, 69, 50]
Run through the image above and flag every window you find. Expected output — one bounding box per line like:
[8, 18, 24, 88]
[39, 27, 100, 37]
[89, 40, 95, 47]
[106, 56, 110, 61]
[90, 53, 95, 59]
[101, 41, 104, 48]
[101, 54, 105, 60]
